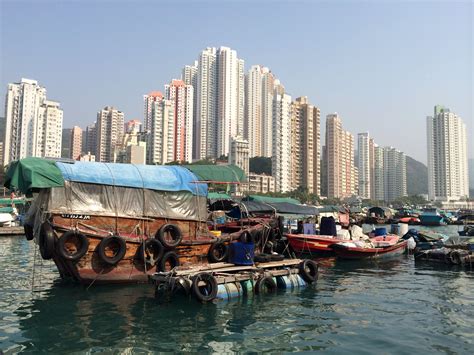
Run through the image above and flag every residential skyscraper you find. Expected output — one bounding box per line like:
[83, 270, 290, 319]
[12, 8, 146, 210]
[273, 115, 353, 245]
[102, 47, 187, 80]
[272, 81, 292, 193]
[383, 147, 407, 201]
[373, 145, 385, 201]
[357, 132, 372, 199]
[3, 78, 64, 164]
[143, 91, 164, 132]
[147, 94, 175, 165]
[244, 65, 276, 158]
[195, 47, 217, 160]
[427, 105, 469, 201]
[325, 113, 357, 199]
[85, 123, 97, 156]
[70, 126, 82, 160]
[96, 106, 124, 162]
[61, 128, 72, 159]
[165, 79, 194, 163]
[290, 96, 321, 195]
[216, 46, 244, 158]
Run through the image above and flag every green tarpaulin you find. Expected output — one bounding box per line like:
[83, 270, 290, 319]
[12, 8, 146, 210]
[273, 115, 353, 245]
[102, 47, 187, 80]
[243, 195, 301, 205]
[0, 198, 27, 206]
[207, 192, 232, 200]
[4, 157, 64, 194]
[185, 165, 246, 183]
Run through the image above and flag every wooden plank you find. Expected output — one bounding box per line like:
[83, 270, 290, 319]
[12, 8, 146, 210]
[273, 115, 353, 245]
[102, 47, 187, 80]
[0, 227, 25, 236]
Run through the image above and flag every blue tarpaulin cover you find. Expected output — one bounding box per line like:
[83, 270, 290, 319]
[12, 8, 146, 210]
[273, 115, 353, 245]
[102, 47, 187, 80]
[55, 162, 208, 196]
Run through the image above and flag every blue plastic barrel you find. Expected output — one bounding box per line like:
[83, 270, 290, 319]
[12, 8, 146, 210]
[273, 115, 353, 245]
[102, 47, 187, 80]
[229, 242, 255, 265]
[374, 227, 387, 236]
[216, 282, 242, 300]
[240, 280, 254, 296]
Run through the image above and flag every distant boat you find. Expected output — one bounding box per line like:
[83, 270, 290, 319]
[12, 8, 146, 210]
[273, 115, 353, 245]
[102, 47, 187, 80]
[419, 208, 446, 226]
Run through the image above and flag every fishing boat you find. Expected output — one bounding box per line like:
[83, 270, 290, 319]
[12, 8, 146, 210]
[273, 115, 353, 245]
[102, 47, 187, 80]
[419, 208, 446, 226]
[330, 235, 407, 259]
[4, 158, 274, 284]
[286, 234, 340, 256]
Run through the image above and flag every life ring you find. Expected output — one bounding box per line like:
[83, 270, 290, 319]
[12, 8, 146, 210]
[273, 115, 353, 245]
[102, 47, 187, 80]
[39, 222, 55, 260]
[239, 230, 255, 244]
[156, 224, 182, 248]
[24, 223, 34, 241]
[159, 251, 180, 271]
[254, 276, 277, 294]
[208, 241, 229, 263]
[96, 235, 127, 265]
[57, 231, 89, 261]
[137, 239, 164, 266]
[299, 259, 319, 283]
[192, 272, 218, 302]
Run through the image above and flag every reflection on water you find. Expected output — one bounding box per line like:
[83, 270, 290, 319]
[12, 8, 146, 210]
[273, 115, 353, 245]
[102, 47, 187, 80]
[1, 228, 473, 353]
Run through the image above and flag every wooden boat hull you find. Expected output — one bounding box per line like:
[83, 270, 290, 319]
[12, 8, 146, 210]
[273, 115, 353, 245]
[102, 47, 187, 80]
[42, 213, 270, 285]
[286, 234, 338, 256]
[331, 240, 408, 260]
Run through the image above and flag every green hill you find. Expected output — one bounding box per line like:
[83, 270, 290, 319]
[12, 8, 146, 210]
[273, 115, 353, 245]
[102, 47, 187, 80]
[406, 156, 428, 195]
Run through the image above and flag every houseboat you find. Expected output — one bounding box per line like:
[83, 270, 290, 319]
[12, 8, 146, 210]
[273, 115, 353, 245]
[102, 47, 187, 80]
[4, 158, 272, 284]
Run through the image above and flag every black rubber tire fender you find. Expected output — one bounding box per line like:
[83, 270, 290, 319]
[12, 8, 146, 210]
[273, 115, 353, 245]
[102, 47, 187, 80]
[96, 235, 127, 265]
[24, 223, 34, 241]
[57, 231, 89, 261]
[239, 230, 255, 244]
[208, 241, 229, 263]
[39, 222, 55, 260]
[299, 259, 319, 283]
[255, 276, 277, 294]
[156, 224, 183, 248]
[159, 250, 180, 272]
[172, 277, 191, 296]
[137, 238, 164, 266]
[192, 272, 218, 302]
[254, 253, 272, 263]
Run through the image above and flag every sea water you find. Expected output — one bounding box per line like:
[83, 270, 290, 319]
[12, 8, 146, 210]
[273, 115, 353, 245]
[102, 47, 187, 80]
[0, 225, 472, 353]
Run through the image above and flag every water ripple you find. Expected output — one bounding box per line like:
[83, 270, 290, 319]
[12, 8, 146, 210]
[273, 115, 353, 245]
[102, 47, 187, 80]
[1, 231, 473, 354]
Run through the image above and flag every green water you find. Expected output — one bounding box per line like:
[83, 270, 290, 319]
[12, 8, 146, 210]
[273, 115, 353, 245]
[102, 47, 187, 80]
[1, 226, 473, 353]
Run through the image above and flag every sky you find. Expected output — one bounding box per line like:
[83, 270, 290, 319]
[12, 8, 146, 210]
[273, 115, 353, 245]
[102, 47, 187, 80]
[1, 0, 472, 163]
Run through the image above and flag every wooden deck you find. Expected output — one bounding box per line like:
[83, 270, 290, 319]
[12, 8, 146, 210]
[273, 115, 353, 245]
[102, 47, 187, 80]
[150, 259, 303, 285]
[0, 226, 25, 237]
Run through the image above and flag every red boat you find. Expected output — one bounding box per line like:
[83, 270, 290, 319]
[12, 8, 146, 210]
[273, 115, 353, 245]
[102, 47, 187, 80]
[286, 234, 340, 256]
[330, 239, 408, 260]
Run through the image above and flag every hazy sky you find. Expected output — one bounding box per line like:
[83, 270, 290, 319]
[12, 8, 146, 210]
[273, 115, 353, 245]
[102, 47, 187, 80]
[1, 0, 472, 163]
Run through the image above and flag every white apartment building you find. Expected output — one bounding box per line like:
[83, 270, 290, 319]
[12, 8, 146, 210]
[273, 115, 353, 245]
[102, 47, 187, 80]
[373, 145, 385, 201]
[248, 173, 275, 194]
[272, 81, 292, 193]
[244, 65, 276, 158]
[70, 126, 82, 160]
[96, 106, 124, 162]
[228, 136, 249, 176]
[37, 100, 63, 158]
[427, 105, 469, 201]
[3, 78, 64, 164]
[357, 132, 371, 199]
[195, 47, 217, 160]
[325, 113, 357, 199]
[165, 79, 194, 163]
[291, 96, 321, 195]
[383, 146, 407, 202]
[143, 91, 164, 132]
[148, 97, 175, 165]
[217, 47, 244, 158]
